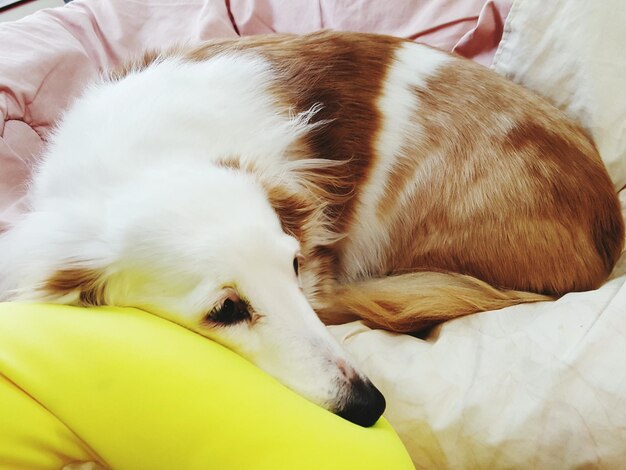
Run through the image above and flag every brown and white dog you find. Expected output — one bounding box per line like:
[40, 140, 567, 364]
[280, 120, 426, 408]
[0, 32, 622, 426]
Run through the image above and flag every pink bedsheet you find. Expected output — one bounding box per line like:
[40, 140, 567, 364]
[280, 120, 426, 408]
[0, 0, 510, 230]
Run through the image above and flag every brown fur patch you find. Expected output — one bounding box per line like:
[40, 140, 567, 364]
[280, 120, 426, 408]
[108, 49, 163, 82]
[264, 184, 318, 241]
[372, 58, 623, 297]
[214, 156, 243, 171]
[44, 268, 106, 307]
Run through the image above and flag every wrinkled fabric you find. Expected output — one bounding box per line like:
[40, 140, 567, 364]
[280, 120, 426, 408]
[0, 0, 510, 230]
[330, 273, 626, 469]
[230, 0, 510, 60]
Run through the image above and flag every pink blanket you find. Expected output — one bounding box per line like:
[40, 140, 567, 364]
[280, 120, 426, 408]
[0, 0, 510, 230]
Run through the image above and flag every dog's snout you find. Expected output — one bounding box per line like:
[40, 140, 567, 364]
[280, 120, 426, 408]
[336, 377, 386, 427]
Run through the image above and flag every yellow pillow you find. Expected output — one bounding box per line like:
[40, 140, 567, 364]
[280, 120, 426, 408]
[0, 303, 412, 469]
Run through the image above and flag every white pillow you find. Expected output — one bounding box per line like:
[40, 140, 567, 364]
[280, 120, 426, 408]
[492, 0, 626, 190]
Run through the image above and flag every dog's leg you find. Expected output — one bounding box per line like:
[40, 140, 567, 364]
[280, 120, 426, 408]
[315, 271, 552, 333]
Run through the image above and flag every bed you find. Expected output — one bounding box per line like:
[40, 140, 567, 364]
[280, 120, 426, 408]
[1, 0, 625, 468]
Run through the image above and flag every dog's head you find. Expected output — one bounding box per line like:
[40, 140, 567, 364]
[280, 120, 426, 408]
[4, 162, 384, 426]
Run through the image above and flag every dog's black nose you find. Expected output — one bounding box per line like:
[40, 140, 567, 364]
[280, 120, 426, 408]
[336, 377, 386, 427]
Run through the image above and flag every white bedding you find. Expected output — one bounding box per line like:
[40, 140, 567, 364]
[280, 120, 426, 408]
[328, 0, 626, 467]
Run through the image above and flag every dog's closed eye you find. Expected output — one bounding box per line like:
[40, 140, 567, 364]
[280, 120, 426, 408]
[205, 294, 250, 326]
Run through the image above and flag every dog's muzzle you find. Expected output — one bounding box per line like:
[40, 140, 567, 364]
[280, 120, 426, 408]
[336, 377, 386, 427]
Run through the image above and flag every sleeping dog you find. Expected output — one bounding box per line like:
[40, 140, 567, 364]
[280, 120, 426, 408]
[0, 32, 622, 427]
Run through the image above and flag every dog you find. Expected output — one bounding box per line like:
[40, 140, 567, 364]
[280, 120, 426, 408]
[0, 31, 622, 427]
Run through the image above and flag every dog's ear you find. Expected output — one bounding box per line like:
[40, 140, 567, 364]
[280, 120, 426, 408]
[215, 156, 347, 246]
[215, 156, 323, 241]
[43, 267, 108, 307]
[263, 184, 319, 241]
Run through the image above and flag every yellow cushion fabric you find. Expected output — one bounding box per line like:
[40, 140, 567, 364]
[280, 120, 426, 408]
[0, 303, 412, 469]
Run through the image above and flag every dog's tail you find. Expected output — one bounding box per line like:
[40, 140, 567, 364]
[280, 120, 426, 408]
[316, 271, 552, 333]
